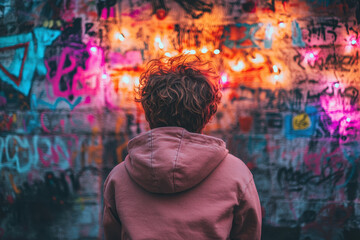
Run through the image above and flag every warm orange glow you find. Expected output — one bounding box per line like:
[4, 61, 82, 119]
[221, 74, 228, 84]
[231, 61, 245, 72]
[273, 65, 278, 73]
[114, 32, 125, 41]
[121, 75, 130, 84]
[250, 53, 264, 64]
[134, 77, 140, 87]
[201, 47, 208, 53]
[122, 28, 130, 37]
[155, 37, 164, 49]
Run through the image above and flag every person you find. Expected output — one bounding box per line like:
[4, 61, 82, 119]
[103, 54, 262, 240]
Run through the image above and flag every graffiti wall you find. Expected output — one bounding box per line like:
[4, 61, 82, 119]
[0, 0, 359, 239]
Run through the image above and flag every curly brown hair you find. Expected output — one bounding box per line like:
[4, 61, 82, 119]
[136, 54, 222, 133]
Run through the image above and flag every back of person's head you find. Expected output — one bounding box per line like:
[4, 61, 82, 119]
[136, 54, 222, 133]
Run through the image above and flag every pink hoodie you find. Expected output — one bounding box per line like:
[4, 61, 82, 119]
[103, 127, 262, 239]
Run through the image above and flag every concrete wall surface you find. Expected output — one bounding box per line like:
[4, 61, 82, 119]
[0, 0, 360, 239]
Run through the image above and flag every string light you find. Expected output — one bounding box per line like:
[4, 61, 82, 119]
[165, 52, 171, 57]
[251, 53, 264, 64]
[214, 49, 220, 54]
[122, 75, 130, 84]
[190, 50, 196, 54]
[351, 39, 357, 45]
[90, 47, 97, 53]
[201, 47, 208, 53]
[273, 65, 278, 73]
[334, 83, 340, 88]
[279, 22, 285, 28]
[346, 117, 351, 122]
[115, 32, 125, 41]
[122, 29, 130, 37]
[155, 37, 164, 49]
[231, 61, 245, 72]
[221, 74, 228, 84]
[134, 77, 140, 87]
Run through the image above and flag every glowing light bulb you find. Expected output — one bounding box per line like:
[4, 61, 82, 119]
[122, 75, 130, 84]
[90, 47, 97, 53]
[231, 61, 245, 72]
[274, 75, 279, 80]
[134, 77, 140, 86]
[159, 42, 164, 49]
[221, 74, 228, 84]
[190, 50, 196, 54]
[279, 22, 285, 28]
[201, 47, 208, 53]
[334, 83, 340, 88]
[155, 37, 164, 49]
[122, 29, 130, 37]
[346, 117, 351, 122]
[273, 65, 278, 73]
[118, 34, 125, 41]
[165, 52, 171, 57]
[309, 53, 314, 58]
[115, 32, 125, 41]
[251, 53, 264, 64]
[351, 40, 357, 45]
[102, 74, 107, 79]
[214, 49, 220, 54]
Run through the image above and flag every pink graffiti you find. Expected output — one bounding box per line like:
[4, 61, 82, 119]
[38, 136, 77, 168]
[121, 3, 152, 20]
[109, 51, 143, 67]
[45, 46, 103, 99]
[40, 112, 65, 133]
[101, 6, 116, 19]
[0, 96, 6, 106]
[303, 147, 348, 177]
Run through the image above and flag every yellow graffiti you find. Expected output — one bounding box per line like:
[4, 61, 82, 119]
[88, 127, 103, 165]
[9, 174, 21, 194]
[293, 113, 311, 130]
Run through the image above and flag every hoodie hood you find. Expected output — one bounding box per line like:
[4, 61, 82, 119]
[124, 127, 228, 194]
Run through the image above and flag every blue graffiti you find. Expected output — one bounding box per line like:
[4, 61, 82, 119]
[222, 23, 261, 49]
[292, 20, 306, 47]
[31, 94, 82, 111]
[264, 23, 273, 49]
[0, 27, 61, 96]
[284, 106, 317, 139]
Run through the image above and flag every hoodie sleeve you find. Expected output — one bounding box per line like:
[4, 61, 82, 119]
[103, 175, 122, 240]
[230, 178, 262, 240]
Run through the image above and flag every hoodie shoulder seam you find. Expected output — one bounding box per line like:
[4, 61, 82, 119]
[173, 129, 185, 192]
